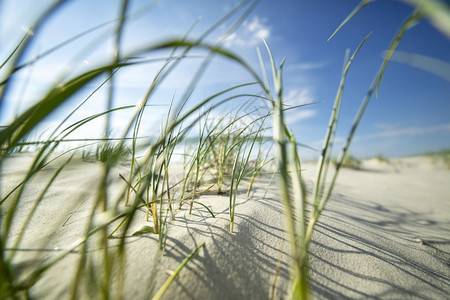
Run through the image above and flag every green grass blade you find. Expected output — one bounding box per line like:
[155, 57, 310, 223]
[151, 242, 205, 300]
[398, 0, 450, 38]
[0, 0, 67, 102]
[0, 62, 132, 148]
[0, 30, 29, 70]
[317, 10, 422, 217]
[328, 0, 374, 41]
[376, 10, 423, 96]
[192, 201, 215, 218]
[311, 32, 371, 219]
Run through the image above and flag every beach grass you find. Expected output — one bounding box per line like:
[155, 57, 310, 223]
[339, 154, 362, 170]
[1, 0, 448, 299]
[422, 149, 450, 169]
[0, 1, 265, 298]
[375, 153, 390, 164]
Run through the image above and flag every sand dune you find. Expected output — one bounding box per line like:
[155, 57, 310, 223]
[1, 153, 449, 299]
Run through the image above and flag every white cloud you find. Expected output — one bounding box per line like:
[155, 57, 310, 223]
[285, 88, 314, 106]
[328, 123, 450, 147]
[284, 109, 316, 125]
[224, 15, 271, 47]
[286, 61, 327, 71]
[373, 122, 401, 131]
[309, 123, 450, 157]
[362, 123, 450, 139]
[248, 16, 270, 40]
[283, 87, 317, 125]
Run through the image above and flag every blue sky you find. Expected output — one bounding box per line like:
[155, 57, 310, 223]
[1, 0, 449, 158]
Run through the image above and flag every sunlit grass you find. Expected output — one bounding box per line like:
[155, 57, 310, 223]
[338, 154, 362, 170]
[0, 0, 448, 299]
[0, 0, 268, 298]
[422, 149, 450, 169]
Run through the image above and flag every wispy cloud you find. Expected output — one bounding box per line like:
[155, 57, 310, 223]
[284, 110, 316, 125]
[328, 123, 450, 146]
[361, 123, 450, 139]
[225, 15, 270, 47]
[373, 122, 401, 131]
[285, 88, 314, 106]
[286, 61, 328, 71]
[309, 123, 450, 157]
[283, 88, 317, 125]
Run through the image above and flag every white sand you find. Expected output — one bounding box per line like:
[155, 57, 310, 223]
[1, 153, 449, 299]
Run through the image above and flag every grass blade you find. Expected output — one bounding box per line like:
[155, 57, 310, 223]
[151, 242, 205, 300]
[328, 0, 374, 41]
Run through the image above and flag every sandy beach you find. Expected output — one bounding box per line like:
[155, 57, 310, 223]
[1, 0, 449, 298]
[1, 153, 449, 299]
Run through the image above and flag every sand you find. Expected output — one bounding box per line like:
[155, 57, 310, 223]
[1, 153, 449, 299]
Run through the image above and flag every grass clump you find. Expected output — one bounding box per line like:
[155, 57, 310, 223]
[340, 154, 362, 170]
[375, 153, 390, 164]
[176, 103, 272, 232]
[423, 149, 450, 169]
[259, 32, 372, 298]
[80, 141, 130, 163]
[0, 0, 268, 298]
[270, 1, 450, 298]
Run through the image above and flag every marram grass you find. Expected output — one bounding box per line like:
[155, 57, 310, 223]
[1, 0, 448, 299]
